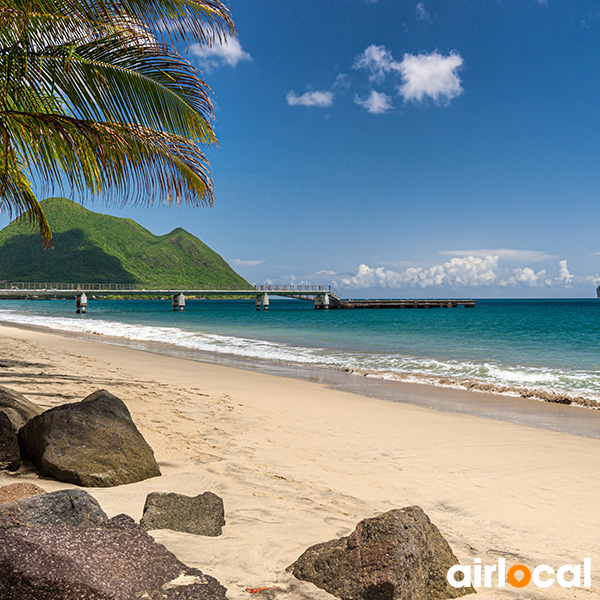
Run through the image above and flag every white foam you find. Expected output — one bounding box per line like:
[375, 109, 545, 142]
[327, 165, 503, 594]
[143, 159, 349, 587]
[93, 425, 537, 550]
[1, 308, 598, 402]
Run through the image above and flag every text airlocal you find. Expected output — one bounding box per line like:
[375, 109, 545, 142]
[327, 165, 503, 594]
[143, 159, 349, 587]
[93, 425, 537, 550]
[447, 558, 592, 589]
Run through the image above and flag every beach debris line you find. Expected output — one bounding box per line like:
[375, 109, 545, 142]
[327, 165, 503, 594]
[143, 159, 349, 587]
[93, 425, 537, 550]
[0, 489, 108, 529]
[288, 505, 475, 600]
[0, 513, 228, 599]
[19, 389, 161, 487]
[0, 411, 20, 471]
[140, 491, 225, 536]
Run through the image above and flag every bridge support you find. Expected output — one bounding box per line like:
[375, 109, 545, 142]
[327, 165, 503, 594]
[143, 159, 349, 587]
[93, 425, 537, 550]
[172, 293, 185, 311]
[256, 293, 269, 310]
[314, 293, 330, 309]
[75, 293, 87, 314]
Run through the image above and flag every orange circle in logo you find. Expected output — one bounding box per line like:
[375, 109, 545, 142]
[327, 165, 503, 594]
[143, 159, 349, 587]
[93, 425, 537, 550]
[507, 564, 532, 588]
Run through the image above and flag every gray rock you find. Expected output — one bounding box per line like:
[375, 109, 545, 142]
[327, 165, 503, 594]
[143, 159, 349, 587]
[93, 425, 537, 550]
[0, 488, 107, 528]
[140, 491, 225, 536]
[19, 389, 161, 487]
[0, 513, 227, 599]
[288, 506, 475, 600]
[0, 411, 19, 471]
[0, 385, 42, 431]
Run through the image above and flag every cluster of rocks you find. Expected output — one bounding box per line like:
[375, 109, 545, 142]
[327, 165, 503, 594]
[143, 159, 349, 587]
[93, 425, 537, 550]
[0, 486, 227, 600]
[1, 386, 162, 486]
[0, 384, 474, 600]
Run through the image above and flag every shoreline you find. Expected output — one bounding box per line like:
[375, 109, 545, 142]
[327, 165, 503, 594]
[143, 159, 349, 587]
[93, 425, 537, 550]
[0, 322, 598, 599]
[2, 318, 600, 439]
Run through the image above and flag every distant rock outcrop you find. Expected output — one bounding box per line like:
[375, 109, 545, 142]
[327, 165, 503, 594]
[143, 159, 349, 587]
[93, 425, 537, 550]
[0, 513, 228, 599]
[0, 483, 46, 505]
[0, 385, 42, 431]
[0, 489, 107, 528]
[140, 491, 225, 536]
[289, 506, 475, 600]
[19, 389, 161, 487]
[0, 412, 20, 471]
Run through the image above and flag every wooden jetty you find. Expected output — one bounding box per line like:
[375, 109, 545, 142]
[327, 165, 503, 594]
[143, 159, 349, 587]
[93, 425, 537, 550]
[0, 283, 475, 312]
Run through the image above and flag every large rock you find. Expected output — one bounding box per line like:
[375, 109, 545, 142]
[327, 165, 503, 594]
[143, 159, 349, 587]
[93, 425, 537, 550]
[0, 483, 46, 504]
[0, 411, 20, 471]
[0, 385, 42, 431]
[0, 488, 107, 528]
[19, 389, 161, 487]
[0, 513, 227, 599]
[140, 491, 225, 536]
[288, 506, 475, 600]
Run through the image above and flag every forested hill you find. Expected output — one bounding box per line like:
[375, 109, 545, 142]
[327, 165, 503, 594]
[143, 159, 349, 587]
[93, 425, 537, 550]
[0, 198, 250, 288]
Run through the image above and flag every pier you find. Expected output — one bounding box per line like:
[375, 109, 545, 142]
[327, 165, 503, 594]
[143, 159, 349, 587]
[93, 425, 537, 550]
[0, 283, 475, 311]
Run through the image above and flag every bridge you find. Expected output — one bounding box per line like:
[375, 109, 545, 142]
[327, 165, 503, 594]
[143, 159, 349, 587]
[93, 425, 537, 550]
[0, 283, 475, 313]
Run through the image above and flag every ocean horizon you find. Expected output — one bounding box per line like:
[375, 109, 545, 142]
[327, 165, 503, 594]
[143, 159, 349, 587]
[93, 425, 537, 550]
[2, 297, 598, 407]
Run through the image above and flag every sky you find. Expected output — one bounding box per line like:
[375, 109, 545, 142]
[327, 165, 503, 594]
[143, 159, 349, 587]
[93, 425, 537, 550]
[8, 0, 600, 297]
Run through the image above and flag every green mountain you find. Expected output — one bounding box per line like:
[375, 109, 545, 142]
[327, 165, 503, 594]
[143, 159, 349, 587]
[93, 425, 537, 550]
[0, 198, 250, 288]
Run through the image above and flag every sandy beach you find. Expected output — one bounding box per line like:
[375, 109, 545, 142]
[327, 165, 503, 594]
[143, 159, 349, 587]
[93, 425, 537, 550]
[0, 322, 598, 599]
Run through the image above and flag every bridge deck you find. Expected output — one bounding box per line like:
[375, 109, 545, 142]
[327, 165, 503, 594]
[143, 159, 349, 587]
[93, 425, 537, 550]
[0, 284, 475, 310]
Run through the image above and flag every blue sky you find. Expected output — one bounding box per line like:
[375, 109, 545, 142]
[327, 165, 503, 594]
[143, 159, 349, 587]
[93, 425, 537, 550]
[9, 0, 600, 297]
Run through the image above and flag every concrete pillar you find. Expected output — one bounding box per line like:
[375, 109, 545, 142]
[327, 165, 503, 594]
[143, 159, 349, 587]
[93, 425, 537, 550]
[323, 293, 330, 309]
[262, 293, 269, 311]
[314, 295, 323, 309]
[75, 293, 87, 314]
[256, 295, 262, 310]
[172, 293, 185, 311]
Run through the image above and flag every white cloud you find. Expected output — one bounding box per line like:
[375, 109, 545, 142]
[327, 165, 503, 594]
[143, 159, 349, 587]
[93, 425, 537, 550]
[232, 258, 265, 267]
[333, 73, 351, 91]
[398, 51, 463, 104]
[557, 259, 574, 285]
[439, 249, 554, 261]
[342, 255, 499, 289]
[502, 267, 551, 288]
[286, 90, 334, 108]
[353, 45, 463, 105]
[354, 90, 394, 114]
[415, 2, 429, 21]
[190, 35, 252, 71]
[353, 44, 397, 84]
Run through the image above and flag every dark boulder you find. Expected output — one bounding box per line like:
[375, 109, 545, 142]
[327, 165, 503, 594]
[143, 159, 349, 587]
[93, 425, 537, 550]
[19, 389, 161, 487]
[0, 411, 20, 471]
[0, 513, 227, 599]
[0, 483, 46, 505]
[0, 488, 107, 528]
[140, 491, 225, 536]
[0, 385, 42, 431]
[288, 506, 475, 600]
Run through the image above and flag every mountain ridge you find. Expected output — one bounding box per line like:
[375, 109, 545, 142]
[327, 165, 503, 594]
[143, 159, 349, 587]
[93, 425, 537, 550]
[0, 198, 250, 288]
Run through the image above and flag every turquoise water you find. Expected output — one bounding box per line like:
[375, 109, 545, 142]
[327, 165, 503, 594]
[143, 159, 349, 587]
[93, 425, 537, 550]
[0, 298, 599, 401]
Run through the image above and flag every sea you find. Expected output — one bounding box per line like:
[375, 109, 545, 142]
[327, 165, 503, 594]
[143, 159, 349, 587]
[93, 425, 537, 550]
[0, 297, 598, 406]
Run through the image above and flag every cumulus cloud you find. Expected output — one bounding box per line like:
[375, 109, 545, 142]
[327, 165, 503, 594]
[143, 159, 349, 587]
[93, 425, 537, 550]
[439, 249, 554, 262]
[342, 256, 499, 289]
[190, 35, 252, 71]
[397, 51, 463, 104]
[354, 90, 394, 114]
[232, 258, 265, 267]
[353, 45, 463, 105]
[557, 260, 574, 285]
[502, 267, 551, 288]
[415, 2, 430, 21]
[286, 90, 334, 108]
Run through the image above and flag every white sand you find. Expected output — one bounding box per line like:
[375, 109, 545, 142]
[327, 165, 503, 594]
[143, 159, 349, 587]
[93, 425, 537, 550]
[0, 323, 598, 599]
